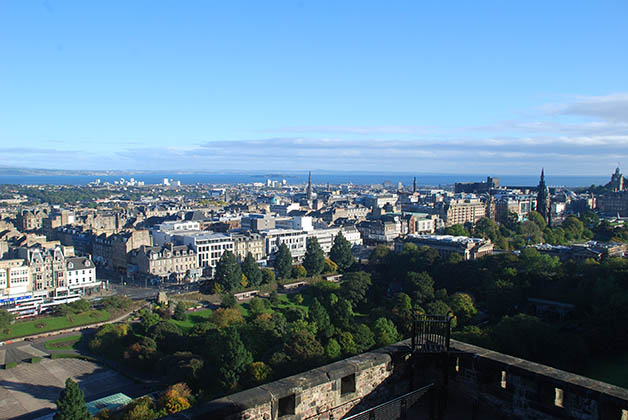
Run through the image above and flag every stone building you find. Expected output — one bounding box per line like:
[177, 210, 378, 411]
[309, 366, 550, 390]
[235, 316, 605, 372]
[135, 243, 199, 282]
[17, 207, 49, 231]
[608, 167, 625, 191]
[397, 234, 494, 261]
[232, 232, 265, 262]
[110, 230, 152, 273]
[438, 197, 487, 227]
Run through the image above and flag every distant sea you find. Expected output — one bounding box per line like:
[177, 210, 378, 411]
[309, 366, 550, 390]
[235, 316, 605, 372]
[0, 172, 610, 188]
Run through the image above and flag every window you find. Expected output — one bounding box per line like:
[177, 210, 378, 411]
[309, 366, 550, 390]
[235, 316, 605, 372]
[341, 374, 356, 396]
[278, 394, 295, 417]
[554, 387, 564, 408]
[500, 371, 507, 389]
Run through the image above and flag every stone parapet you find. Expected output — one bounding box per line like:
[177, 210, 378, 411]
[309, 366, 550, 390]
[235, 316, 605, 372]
[449, 339, 628, 420]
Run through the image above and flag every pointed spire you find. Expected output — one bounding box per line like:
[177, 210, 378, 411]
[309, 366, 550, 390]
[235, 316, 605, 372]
[413, 176, 417, 193]
[307, 171, 313, 200]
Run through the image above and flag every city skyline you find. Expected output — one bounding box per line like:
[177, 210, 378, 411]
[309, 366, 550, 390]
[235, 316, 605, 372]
[1, 1, 627, 174]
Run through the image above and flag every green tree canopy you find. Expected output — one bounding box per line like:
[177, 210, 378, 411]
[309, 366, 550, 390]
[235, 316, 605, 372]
[274, 243, 293, 279]
[215, 251, 243, 292]
[308, 298, 334, 340]
[444, 224, 468, 236]
[330, 232, 354, 271]
[403, 271, 434, 304]
[449, 292, 478, 325]
[213, 328, 253, 391]
[54, 378, 90, 420]
[0, 308, 15, 331]
[173, 302, 186, 321]
[340, 271, 372, 307]
[373, 318, 401, 347]
[527, 211, 547, 231]
[303, 237, 325, 276]
[473, 217, 500, 242]
[241, 253, 263, 287]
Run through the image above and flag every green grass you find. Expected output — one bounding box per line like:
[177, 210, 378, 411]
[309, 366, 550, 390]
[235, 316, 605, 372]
[44, 334, 82, 350]
[0, 310, 110, 340]
[30, 357, 41, 364]
[169, 309, 213, 332]
[271, 294, 310, 314]
[5, 362, 18, 369]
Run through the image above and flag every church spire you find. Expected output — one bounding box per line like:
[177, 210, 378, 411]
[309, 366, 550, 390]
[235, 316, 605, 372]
[307, 171, 313, 200]
[537, 168, 550, 224]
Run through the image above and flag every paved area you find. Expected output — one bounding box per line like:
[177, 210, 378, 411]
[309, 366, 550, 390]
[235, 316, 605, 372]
[0, 358, 143, 420]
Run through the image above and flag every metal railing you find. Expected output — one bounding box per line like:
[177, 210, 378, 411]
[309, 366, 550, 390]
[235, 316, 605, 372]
[343, 384, 434, 420]
[411, 312, 454, 353]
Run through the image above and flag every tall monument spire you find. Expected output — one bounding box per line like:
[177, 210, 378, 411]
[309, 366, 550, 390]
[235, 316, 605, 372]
[307, 171, 313, 200]
[536, 168, 550, 224]
[413, 176, 417, 193]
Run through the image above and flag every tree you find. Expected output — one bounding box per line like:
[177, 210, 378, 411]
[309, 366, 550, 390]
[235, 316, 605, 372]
[261, 268, 276, 285]
[331, 297, 354, 330]
[527, 211, 547, 231]
[303, 237, 325, 276]
[243, 361, 272, 387]
[330, 232, 354, 271]
[160, 383, 192, 414]
[391, 292, 414, 335]
[323, 258, 338, 274]
[519, 220, 543, 244]
[473, 217, 500, 242]
[449, 293, 477, 325]
[403, 271, 434, 304]
[212, 307, 244, 328]
[0, 308, 14, 331]
[325, 338, 342, 360]
[444, 224, 468, 236]
[54, 378, 90, 420]
[340, 271, 372, 307]
[337, 331, 358, 357]
[309, 298, 334, 339]
[214, 328, 253, 391]
[353, 324, 375, 353]
[373, 318, 400, 347]
[241, 253, 263, 287]
[274, 243, 293, 279]
[221, 293, 237, 308]
[563, 216, 585, 241]
[214, 251, 243, 292]
[249, 298, 272, 317]
[291, 264, 307, 278]
[173, 302, 186, 321]
[285, 329, 324, 367]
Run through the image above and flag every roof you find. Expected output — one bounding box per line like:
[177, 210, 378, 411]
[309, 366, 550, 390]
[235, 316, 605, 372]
[86, 393, 133, 415]
[66, 256, 94, 270]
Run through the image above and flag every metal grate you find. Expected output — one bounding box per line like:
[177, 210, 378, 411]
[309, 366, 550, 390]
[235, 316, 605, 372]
[411, 312, 454, 353]
[343, 384, 433, 420]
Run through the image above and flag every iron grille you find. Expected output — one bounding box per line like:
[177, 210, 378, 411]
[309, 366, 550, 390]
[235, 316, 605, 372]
[411, 312, 454, 353]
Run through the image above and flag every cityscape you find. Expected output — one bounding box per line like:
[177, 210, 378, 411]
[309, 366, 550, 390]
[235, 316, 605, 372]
[1, 1, 628, 420]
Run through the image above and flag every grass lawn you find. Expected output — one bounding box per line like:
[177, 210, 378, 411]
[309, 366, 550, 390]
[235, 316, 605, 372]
[0, 310, 110, 340]
[581, 353, 628, 389]
[272, 294, 310, 314]
[170, 309, 213, 332]
[44, 334, 82, 350]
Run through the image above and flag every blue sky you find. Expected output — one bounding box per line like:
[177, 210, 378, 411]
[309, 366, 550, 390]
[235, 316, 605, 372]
[1, 0, 627, 175]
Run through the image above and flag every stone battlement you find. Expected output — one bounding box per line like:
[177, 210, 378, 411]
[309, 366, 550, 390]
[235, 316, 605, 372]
[164, 339, 628, 420]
